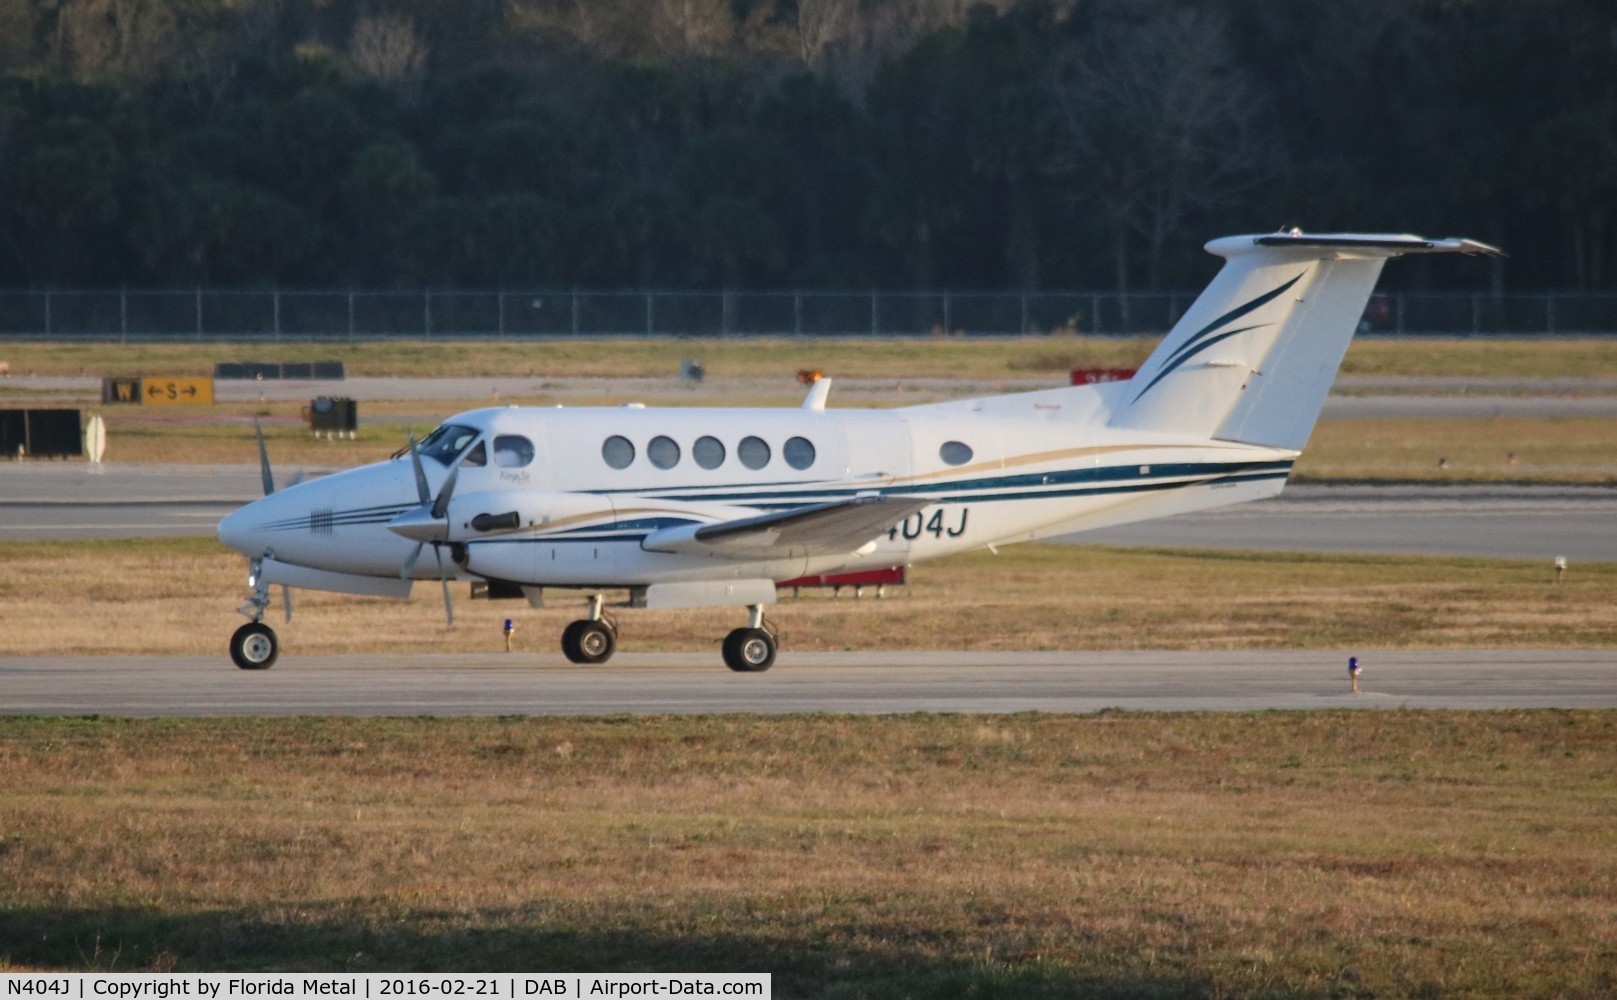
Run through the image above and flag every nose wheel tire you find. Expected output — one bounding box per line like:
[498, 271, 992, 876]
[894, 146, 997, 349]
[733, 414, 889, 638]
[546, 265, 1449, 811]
[230, 622, 280, 670]
[723, 627, 776, 672]
[561, 619, 617, 664]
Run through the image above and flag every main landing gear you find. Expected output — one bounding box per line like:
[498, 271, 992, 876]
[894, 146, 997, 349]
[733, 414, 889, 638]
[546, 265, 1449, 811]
[557, 597, 778, 671]
[231, 559, 280, 670]
[560, 594, 617, 664]
[722, 605, 777, 673]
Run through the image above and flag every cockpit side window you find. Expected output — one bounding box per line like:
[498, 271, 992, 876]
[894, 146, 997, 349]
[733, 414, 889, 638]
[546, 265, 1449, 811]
[494, 435, 535, 468]
[417, 423, 480, 466]
[461, 440, 488, 467]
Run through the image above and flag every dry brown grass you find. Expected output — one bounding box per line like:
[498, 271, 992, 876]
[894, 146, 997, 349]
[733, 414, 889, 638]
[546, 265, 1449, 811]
[2, 539, 1612, 657]
[6, 384, 1616, 486]
[3, 335, 1615, 380]
[1296, 416, 1617, 484]
[1, 711, 1614, 996]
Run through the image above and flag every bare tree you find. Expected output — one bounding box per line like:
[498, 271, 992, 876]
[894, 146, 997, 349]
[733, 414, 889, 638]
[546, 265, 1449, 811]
[1050, 6, 1274, 290]
[52, 0, 178, 81]
[796, 0, 855, 68]
[349, 14, 429, 86]
[651, 0, 732, 60]
[0, 0, 38, 73]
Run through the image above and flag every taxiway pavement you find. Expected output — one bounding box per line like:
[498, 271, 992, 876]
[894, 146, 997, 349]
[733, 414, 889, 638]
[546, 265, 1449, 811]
[1, 649, 1611, 716]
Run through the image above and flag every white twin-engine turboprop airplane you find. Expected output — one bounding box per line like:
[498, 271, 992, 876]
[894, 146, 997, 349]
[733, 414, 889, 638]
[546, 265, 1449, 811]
[218, 231, 1498, 671]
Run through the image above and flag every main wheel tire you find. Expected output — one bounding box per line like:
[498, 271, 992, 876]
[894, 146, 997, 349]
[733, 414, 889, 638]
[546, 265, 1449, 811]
[722, 627, 776, 672]
[561, 619, 616, 664]
[230, 622, 279, 670]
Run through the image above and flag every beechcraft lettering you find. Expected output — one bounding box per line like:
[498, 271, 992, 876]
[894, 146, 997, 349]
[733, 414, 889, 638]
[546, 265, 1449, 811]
[218, 231, 1500, 672]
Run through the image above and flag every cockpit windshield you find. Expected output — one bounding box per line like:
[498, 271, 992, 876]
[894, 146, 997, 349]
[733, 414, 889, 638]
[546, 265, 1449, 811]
[416, 423, 480, 466]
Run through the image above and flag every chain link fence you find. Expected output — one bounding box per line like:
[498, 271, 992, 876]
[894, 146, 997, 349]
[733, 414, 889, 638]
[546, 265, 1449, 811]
[1, 288, 1614, 340]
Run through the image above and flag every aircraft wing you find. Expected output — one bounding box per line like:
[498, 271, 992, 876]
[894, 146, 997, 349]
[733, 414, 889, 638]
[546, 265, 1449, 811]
[640, 495, 932, 557]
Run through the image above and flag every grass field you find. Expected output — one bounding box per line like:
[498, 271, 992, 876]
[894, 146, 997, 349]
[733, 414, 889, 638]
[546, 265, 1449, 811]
[20, 400, 1608, 484]
[2, 711, 1614, 996]
[2, 538, 1613, 657]
[3, 335, 1617, 381]
[1294, 416, 1617, 483]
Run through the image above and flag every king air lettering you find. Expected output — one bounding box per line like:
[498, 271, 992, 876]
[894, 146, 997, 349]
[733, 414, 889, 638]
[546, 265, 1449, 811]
[890, 507, 969, 542]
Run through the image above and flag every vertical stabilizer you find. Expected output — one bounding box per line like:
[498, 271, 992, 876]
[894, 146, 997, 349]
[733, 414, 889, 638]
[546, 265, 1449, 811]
[1109, 232, 1501, 450]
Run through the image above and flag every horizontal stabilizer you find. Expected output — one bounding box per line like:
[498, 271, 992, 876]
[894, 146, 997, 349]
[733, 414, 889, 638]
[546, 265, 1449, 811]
[641, 494, 931, 557]
[1248, 233, 1503, 256]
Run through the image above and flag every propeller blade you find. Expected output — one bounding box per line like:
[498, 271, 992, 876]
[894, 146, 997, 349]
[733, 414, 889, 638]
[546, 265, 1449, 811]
[401, 541, 424, 579]
[286, 469, 305, 489]
[432, 544, 454, 628]
[431, 461, 460, 521]
[282, 585, 293, 624]
[407, 430, 430, 506]
[254, 421, 275, 496]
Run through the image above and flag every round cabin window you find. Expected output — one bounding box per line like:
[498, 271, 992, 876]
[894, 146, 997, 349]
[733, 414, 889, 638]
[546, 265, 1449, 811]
[694, 435, 726, 469]
[602, 435, 635, 469]
[648, 435, 681, 469]
[939, 441, 974, 466]
[738, 436, 771, 470]
[784, 436, 816, 470]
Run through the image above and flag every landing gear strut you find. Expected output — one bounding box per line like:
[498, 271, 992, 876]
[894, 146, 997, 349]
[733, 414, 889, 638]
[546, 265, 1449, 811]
[561, 593, 617, 664]
[231, 559, 279, 669]
[722, 605, 777, 672]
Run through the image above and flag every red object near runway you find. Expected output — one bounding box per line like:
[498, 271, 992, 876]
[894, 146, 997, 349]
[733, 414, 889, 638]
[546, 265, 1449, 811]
[778, 567, 906, 590]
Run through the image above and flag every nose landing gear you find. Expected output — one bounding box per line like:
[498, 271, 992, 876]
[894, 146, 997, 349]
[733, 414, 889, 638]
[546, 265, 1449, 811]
[231, 559, 280, 669]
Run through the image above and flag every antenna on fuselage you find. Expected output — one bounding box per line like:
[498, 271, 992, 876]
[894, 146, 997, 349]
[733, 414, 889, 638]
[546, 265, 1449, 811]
[798, 370, 831, 411]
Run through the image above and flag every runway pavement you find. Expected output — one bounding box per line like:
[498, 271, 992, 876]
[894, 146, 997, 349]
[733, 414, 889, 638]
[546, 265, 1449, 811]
[0, 649, 1611, 716]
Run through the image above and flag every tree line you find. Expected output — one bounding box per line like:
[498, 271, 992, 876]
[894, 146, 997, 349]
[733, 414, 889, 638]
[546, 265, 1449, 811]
[0, 0, 1613, 292]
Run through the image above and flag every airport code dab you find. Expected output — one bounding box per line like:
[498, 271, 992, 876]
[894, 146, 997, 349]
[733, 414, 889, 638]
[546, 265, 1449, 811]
[2, 978, 767, 1000]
